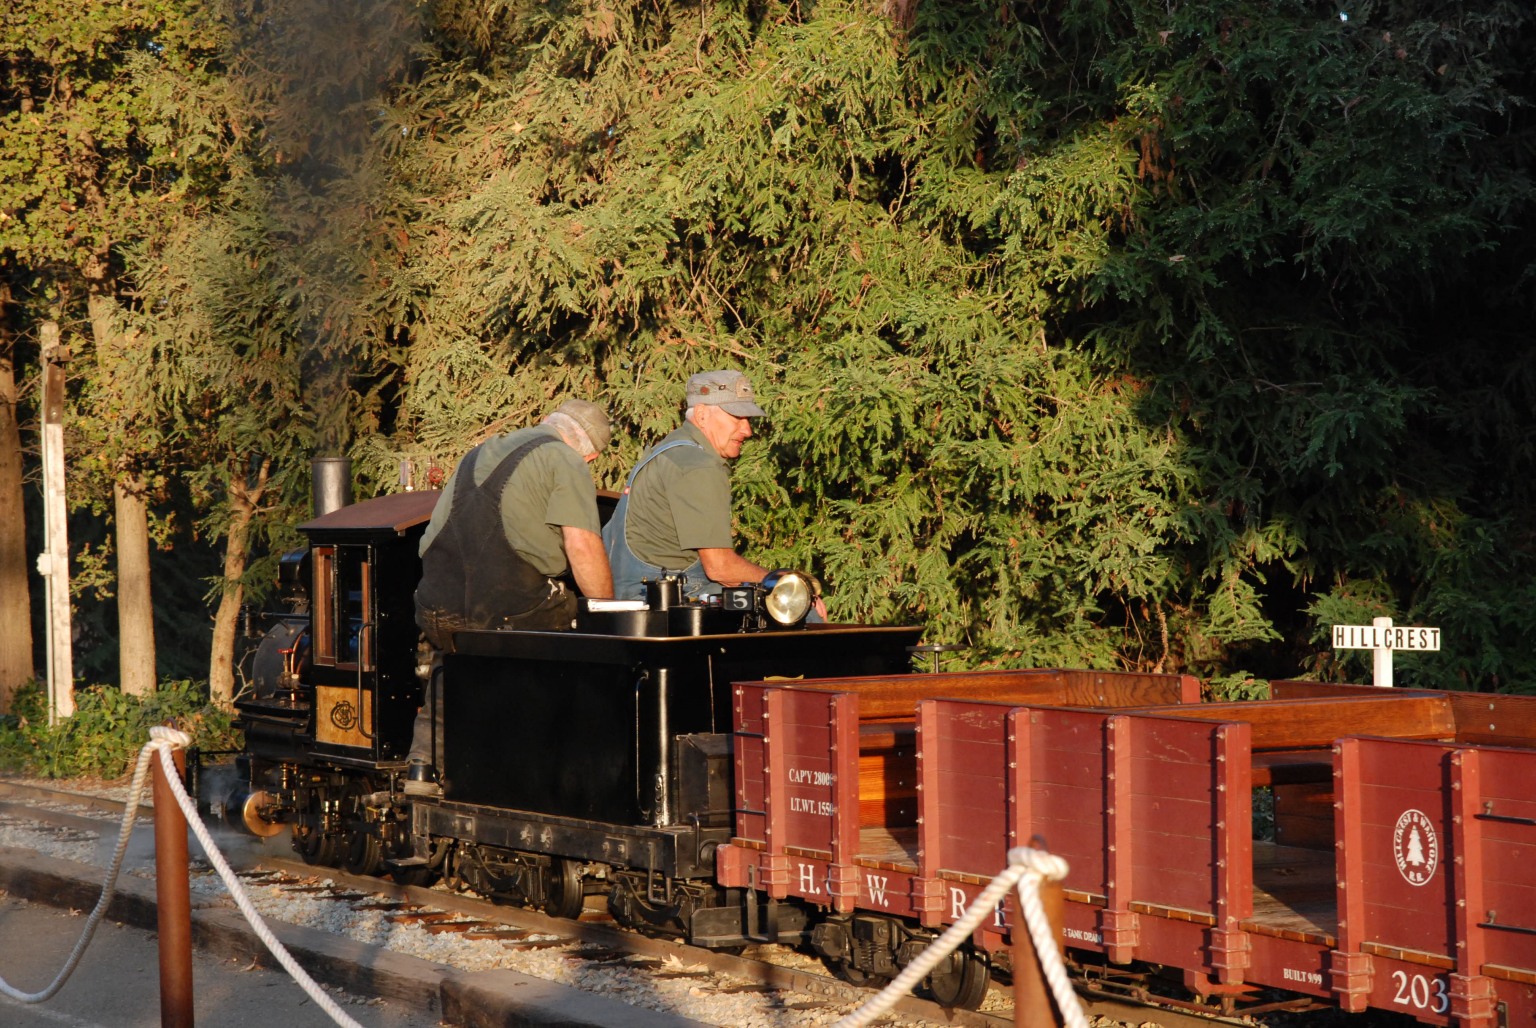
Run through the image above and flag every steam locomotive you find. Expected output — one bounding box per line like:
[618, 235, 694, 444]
[205, 487, 961, 988]
[204, 485, 1536, 1023]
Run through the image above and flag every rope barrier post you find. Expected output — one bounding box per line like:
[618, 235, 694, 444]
[152, 735, 195, 1028]
[1014, 849, 1067, 1027]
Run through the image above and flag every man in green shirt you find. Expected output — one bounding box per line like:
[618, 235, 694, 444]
[605, 370, 825, 620]
[408, 398, 614, 794]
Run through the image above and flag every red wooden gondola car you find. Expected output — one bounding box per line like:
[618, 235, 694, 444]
[717, 673, 1536, 1025]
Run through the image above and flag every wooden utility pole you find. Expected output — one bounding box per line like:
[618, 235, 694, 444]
[39, 321, 74, 722]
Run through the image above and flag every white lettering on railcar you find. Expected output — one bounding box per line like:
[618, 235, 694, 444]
[797, 862, 824, 896]
[1283, 968, 1323, 986]
[786, 767, 836, 786]
[1062, 926, 1102, 945]
[788, 797, 835, 816]
[867, 875, 890, 908]
[1393, 809, 1439, 886]
[946, 887, 1006, 926]
[1391, 971, 1450, 1014]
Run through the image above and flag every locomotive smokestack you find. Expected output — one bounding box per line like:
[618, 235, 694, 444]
[311, 456, 353, 516]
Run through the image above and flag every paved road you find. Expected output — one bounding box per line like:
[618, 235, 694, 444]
[0, 892, 443, 1028]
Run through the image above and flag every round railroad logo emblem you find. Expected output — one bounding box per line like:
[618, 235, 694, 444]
[1393, 808, 1439, 886]
[329, 700, 357, 732]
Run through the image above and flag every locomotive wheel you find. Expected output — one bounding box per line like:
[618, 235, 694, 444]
[295, 790, 340, 867]
[340, 783, 384, 876]
[391, 837, 446, 889]
[345, 832, 383, 876]
[924, 952, 989, 1009]
[541, 858, 584, 920]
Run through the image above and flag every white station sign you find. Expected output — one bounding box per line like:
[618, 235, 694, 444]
[1332, 624, 1441, 652]
[1331, 617, 1441, 688]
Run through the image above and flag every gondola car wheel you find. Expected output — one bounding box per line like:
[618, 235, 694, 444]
[542, 857, 584, 920]
[295, 789, 340, 867]
[925, 952, 989, 1009]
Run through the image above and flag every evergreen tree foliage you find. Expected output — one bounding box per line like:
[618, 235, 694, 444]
[384, 0, 1167, 671]
[370, 0, 1533, 688]
[6, 0, 1532, 695]
[1074, 0, 1536, 686]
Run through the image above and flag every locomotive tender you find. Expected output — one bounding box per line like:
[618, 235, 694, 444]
[208, 488, 1536, 1023]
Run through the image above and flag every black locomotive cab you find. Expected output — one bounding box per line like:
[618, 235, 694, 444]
[221, 491, 439, 866]
[238, 491, 439, 767]
[416, 616, 923, 935]
[295, 492, 439, 765]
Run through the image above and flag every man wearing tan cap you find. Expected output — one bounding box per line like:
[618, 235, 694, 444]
[407, 398, 614, 794]
[605, 370, 823, 616]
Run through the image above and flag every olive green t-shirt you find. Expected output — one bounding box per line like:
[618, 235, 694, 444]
[418, 425, 600, 577]
[622, 421, 734, 570]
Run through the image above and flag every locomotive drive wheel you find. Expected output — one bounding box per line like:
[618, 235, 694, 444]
[925, 952, 989, 1009]
[340, 783, 383, 876]
[542, 857, 584, 920]
[344, 824, 383, 876]
[295, 789, 340, 867]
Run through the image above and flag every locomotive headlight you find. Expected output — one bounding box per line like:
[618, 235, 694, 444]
[762, 569, 818, 627]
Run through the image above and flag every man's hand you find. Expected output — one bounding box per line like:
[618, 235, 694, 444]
[700, 549, 830, 621]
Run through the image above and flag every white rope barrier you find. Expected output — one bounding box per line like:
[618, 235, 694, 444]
[829, 845, 1089, 1028]
[0, 726, 162, 1004]
[0, 727, 368, 1028]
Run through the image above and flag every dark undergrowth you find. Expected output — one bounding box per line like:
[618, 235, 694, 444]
[0, 680, 241, 780]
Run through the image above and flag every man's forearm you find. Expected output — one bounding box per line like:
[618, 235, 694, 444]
[562, 526, 614, 598]
[696, 547, 770, 587]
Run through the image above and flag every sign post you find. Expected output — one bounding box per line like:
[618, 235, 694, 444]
[1331, 616, 1441, 688]
[38, 322, 74, 723]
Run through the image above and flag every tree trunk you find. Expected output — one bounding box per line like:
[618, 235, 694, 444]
[114, 473, 157, 696]
[0, 327, 35, 709]
[88, 291, 157, 696]
[209, 458, 268, 709]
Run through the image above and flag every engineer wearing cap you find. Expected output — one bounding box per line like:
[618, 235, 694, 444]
[407, 397, 615, 795]
[605, 370, 825, 619]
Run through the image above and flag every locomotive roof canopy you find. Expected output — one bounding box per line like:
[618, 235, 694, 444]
[298, 490, 442, 536]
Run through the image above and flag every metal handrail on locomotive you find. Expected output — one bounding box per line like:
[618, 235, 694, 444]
[200, 489, 1536, 1023]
